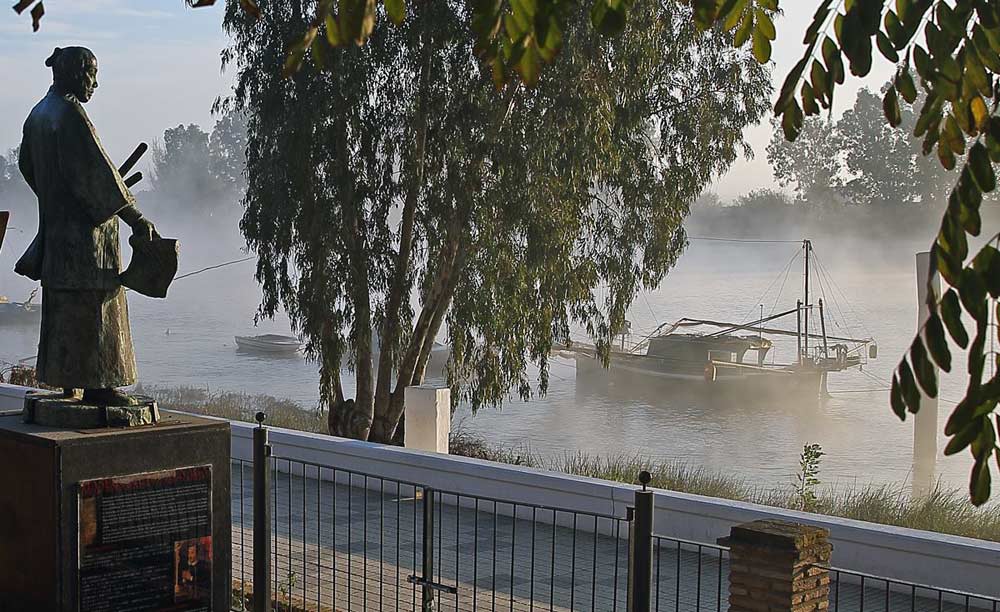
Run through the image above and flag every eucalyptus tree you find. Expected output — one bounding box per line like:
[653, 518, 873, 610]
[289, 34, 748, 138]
[222, 0, 769, 442]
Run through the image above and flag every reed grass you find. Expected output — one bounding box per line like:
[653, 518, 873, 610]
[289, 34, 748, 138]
[145, 385, 1000, 542]
[140, 384, 328, 434]
[536, 452, 1000, 542]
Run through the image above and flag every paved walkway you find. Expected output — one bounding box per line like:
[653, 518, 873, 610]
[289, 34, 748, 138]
[228, 463, 991, 612]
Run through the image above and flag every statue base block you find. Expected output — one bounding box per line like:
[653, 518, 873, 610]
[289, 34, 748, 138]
[23, 392, 160, 428]
[0, 410, 231, 612]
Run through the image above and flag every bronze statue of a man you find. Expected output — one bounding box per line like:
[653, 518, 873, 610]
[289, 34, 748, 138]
[15, 47, 158, 406]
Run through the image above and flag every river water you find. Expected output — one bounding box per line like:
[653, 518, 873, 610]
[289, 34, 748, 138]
[0, 217, 979, 490]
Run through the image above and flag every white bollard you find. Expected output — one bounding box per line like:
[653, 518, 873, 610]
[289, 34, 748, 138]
[404, 385, 450, 454]
[912, 251, 939, 498]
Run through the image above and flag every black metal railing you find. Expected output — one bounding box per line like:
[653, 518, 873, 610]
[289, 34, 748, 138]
[650, 535, 729, 612]
[825, 567, 1000, 612]
[233, 415, 638, 611]
[230, 417, 1000, 612]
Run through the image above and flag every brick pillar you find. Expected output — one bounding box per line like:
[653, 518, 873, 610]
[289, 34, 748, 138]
[724, 519, 832, 612]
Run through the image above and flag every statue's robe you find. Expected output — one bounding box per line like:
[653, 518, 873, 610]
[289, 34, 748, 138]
[15, 87, 137, 389]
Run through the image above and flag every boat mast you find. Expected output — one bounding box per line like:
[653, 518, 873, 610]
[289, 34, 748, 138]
[759, 304, 763, 344]
[796, 299, 803, 365]
[803, 239, 811, 362]
[819, 298, 829, 358]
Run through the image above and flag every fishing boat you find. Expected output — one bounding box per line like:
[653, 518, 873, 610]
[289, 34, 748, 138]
[234, 334, 302, 354]
[0, 290, 40, 326]
[556, 240, 877, 398]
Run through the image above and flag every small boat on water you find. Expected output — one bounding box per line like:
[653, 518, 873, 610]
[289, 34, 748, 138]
[0, 290, 40, 326]
[235, 334, 302, 354]
[556, 239, 877, 399]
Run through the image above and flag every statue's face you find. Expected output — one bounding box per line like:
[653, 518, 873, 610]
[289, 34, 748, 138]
[72, 57, 99, 103]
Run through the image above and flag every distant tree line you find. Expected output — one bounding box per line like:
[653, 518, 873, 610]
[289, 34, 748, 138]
[768, 86, 954, 210]
[146, 109, 248, 221]
[0, 109, 247, 226]
[0, 147, 32, 219]
[688, 84, 997, 242]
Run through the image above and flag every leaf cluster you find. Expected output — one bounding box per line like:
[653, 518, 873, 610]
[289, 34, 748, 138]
[713, 0, 1000, 507]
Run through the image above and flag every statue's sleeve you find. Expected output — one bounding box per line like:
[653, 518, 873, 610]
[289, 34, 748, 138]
[56, 101, 135, 226]
[17, 137, 36, 195]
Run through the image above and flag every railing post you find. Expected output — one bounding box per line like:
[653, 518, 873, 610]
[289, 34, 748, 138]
[422, 487, 436, 612]
[628, 471, 654, 612]
[253, 412, 271, 612]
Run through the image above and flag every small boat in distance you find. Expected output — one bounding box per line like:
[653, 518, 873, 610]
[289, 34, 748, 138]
[235, 334, 302, 354]
[0, 289, 41, 326]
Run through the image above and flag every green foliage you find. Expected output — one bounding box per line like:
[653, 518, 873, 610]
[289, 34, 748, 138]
[462, 442, 1000, 542]
[150, 124, 212, 197]
[757, 1, 1000, 505]
[19, 0, 778, 93]
[222, 0, 769, 441]
[208, 110, 249, 197]
[794, 443, 824, 511]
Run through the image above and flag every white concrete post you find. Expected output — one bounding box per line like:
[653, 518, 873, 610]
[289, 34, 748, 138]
[404, 385, 450, 454]
[913, 251, 939, 497]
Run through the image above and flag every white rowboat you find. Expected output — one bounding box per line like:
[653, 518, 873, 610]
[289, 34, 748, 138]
[234, 334, 302, 354]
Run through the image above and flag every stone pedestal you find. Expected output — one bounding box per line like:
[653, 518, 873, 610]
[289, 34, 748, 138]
[23, 391, 161, 428]
[0, 410, 231, 612]
[404, 385, 450, 453]
[723, 519, 832, 612]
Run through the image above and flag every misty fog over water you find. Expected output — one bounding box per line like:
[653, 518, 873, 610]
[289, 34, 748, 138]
[0, 203, 981, 490]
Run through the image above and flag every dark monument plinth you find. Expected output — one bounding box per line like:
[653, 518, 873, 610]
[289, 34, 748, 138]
[0, 410, 231, 612]
[24, 390, 161, 428]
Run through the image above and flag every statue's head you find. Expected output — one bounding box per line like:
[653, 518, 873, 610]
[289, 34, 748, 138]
[45, 47, 98, 103]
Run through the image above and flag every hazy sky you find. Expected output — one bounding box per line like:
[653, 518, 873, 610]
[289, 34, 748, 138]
[0, 1, 893, 200]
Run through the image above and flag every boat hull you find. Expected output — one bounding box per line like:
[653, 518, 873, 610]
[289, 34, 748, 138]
[572, 352, 826, 399]
[234, 335, 301, 354]
[0, 302, 41, 326]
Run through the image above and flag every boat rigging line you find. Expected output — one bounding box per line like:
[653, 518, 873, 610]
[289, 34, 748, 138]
[811, 250, 875, 342]
[172, 256, 255, 282]
[122, 255, 256, 294]
[768, 249, 799, 319]
[736, 248, 800, 324]
[687, 236, 803, 244]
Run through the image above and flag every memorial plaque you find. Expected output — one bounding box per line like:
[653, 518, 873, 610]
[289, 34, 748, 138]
[78, 465, 213, 611]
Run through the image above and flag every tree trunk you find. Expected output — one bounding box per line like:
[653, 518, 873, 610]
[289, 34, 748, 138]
[333, 59, 375, 440]
[367, 82, 521, 443]
[368, 254, 453, 441]
[371, 226, 464, 442]
[322, 320, 347, 434]
[373, 12, 434, 424]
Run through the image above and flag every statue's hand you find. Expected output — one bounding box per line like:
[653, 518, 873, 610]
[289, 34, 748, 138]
[131, 217, 157, 241]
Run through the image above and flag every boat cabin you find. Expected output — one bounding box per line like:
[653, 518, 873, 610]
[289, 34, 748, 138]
[647, 334, 771, 366]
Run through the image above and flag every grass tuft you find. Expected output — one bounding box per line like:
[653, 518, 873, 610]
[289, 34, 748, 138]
[142, 384, 328, 434]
